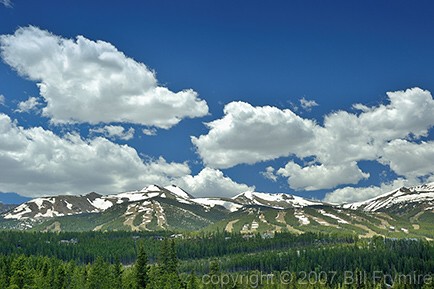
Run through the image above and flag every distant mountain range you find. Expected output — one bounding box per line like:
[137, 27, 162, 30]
[1, 183, 433, 240]
[0, 192, 31, 205]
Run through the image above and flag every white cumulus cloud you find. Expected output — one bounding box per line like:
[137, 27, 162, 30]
[90, 125, 135, 140]
[16, 96, 40, 113]
[174, 167, 254, 198]
[0, 113, 252, 198]
[142, 128, 157, 136]
[261, 166, 278, 182]
[0, 94, 5, 106]
[193, 87, 434, 195]
[381, 139, 434, 181]
[0, 26, 208, 128]
[277, 161, 369, 191]
[191, 101, 317, 169]
[0, 113, 191, 197]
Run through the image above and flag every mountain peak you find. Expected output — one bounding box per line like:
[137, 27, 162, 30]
[140, 184, 163, 193]
[86, 192, 102, 200]
[232, 191, 322, 209]
[233, 191, 254, 200]
[163, 184, 193, 200]
[343, 183, 434, 213]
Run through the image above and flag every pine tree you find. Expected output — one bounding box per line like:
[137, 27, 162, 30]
[8, 256, 27, 289]
[121, 266, 136, 289]
[159, 238, 170, 274]
[168, 239, 179, 274]
[187, 271, 199, 289]
[69, 266, 86, 289]
[112, 257, 123, 289]
[86, 257, 110, 289]
[157, 239, 183, 289]
[208, 259, 221, 289]
[145, 266, 159, 289]
[53, 264, 67, 289]
[135, 244, 149, 289]
[163, 273, 182, 289]
[0, 257, 11, 289]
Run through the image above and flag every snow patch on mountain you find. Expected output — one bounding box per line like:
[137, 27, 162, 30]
[4, 182, 434, 224]
[233, 191, 322, 209]
[34, 209, 63, 219]
[33, 198, 55, 209]
[110, 190, 162, 204]
[294, 210, 310, 225]
[164, 185, 192, 200]
[65, 201, 73, 210]
[343, 182, 434, 212]
[318, 209, 349, 224]
[175, 198, 193, 205]
[193, 198, 243, 212]
[3, 204, 32, 219]
[90, 198, 114, 211]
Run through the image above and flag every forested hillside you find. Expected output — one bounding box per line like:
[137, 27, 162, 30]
[1, 231, 433, 288]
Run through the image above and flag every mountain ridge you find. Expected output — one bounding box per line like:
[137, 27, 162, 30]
[0, 192, 31, 205]
[343, 182, 434, 213]
[1, 183, 433, 240]
[2, 184, 321, 220]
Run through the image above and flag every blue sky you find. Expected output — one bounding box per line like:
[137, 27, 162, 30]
[1, 0, 434, 203]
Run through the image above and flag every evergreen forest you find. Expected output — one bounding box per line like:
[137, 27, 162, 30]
[0, 231, 433, 289]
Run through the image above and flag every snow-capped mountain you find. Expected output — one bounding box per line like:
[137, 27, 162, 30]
[1, 184, 231, 231]
[3, 185, 195, 220]
[343, 182, 434, 213]
[192, 198, 243, 212]
[3, 192, 106, 220]
[3, 186, 323, 221]
[232, 191, 323, 209]
[1, 183, 434, 239]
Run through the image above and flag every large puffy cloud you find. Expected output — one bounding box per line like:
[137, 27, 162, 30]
[193, 87, 434, 193]
[356, 88, 434, 139]
[276, 161, 369, 191]
[0, 113, 190, 197]
[0, 26, 208, 128]
[0, 113, 252, 198]
[293, 87, 434, 167]
[174, 167, 254, 198]
[191, 101, 317, 169]
[314, 88, 434, 165]
[381, 139, 434, 181]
